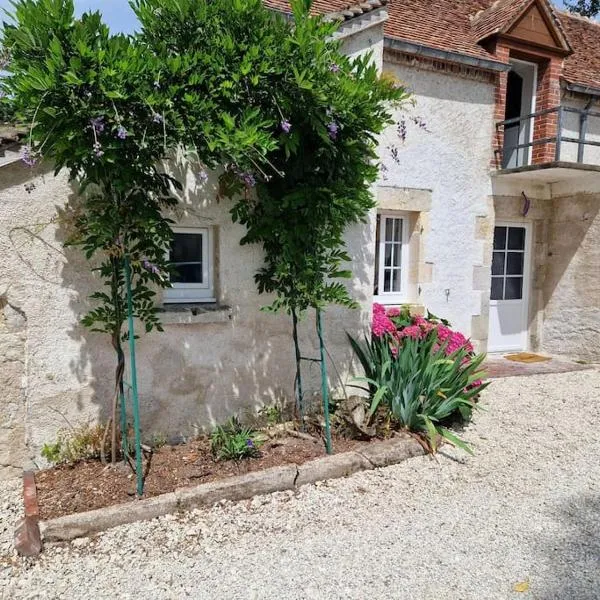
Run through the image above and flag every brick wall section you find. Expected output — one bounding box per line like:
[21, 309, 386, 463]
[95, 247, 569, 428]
[492, 45, 511, 168]
[531, 56, 563, 164]
[493, 40, 565, 168]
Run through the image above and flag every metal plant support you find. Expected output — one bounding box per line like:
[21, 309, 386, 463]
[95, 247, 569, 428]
[291, 308, 333, 455]
[122, 256, 144, 497]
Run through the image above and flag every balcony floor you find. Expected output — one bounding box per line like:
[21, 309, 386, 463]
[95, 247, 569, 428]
[493, 161, 600, 185]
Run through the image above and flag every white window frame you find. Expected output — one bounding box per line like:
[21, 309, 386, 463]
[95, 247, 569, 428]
[163, 226, 215, 304]
[374, 212, 410, 305]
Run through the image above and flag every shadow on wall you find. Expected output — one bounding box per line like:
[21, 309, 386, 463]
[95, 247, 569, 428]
[33, 158, 377, 446]
[535, 493, 600, 599]
[540, 196, 600, 359]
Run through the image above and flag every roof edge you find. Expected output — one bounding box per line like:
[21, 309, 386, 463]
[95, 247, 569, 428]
[384, 37, 510, 73]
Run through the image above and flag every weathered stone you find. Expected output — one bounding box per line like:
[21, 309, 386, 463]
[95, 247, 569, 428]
[355, 435, 424, 469]
[176, 465, 297, 511]
[295, 452, 373, 488]
[40, 492, 179, 542]
[14, 516, 42, 557]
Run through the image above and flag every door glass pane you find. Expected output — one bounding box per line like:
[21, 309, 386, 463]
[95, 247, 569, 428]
[505, 277, 523, 300]
[491, 277, 504, 300]
[506, 252, 524, 275]
[508, 227, 525, 250]
[492, 252, 505, 276]
[493, 227, 507, 250]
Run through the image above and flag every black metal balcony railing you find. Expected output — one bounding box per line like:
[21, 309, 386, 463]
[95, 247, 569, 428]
[496, 105, 600, 169]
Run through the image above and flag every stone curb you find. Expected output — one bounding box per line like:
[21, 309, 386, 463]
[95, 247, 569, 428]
[30, 435, 424, 546]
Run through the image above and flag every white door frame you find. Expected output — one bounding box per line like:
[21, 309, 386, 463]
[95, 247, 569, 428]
[488, 220, 533, 353]
[510, 58, 538, 167]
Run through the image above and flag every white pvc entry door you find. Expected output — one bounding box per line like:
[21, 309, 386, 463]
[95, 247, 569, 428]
[488, 223, 531, 353]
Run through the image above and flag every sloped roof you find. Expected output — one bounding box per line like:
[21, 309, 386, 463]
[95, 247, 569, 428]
[264, 0, 387, 21]
[560, 11, 600, 91]
[471, 0, 571, 51]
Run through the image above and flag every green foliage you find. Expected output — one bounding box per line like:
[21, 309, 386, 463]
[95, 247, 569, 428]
[40, 422, 110, 465]
[566, 0, 599, 17]
[348, 332, 489, 454]
[210, 417, 262, 461]
[259, 403, 284, 427]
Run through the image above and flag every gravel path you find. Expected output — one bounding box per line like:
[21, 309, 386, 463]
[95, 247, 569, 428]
[2, 369, 600, 600]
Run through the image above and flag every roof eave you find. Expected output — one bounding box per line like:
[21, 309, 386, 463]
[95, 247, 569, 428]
[384, 37, 510, 73]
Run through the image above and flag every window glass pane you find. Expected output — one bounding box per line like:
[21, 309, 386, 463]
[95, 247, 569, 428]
[171, 233, 202, 263]
[508, 227, 525, 250]
[392, 244, 402, 267]
[384, 243, 392, 267]
[374, 221, 380, 296]
[505, 277, 523, 300]
[385, 218, 394, 242]
[172, 263, 203, 284]
[383, 269, 391, 292]
[391, 269, 402, 292]
[506, 252, 524, 275]
[491, 252, 505, 276]
[491, 277, 504, 300]
[393, 218, 402, 243]
[493, 227, 507, 250]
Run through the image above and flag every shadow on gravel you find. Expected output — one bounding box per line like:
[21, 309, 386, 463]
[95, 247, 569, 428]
[538, 494, 600, 599]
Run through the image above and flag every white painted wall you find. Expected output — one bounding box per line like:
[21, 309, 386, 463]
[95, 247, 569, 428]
[378, 60, 496, 339]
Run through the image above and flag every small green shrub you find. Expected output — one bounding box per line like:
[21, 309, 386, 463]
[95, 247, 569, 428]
[210, 417, 262, 461]
[40, 423, 111, 465]
[348, 305, 489, 453]
[259, 403, 284, 427]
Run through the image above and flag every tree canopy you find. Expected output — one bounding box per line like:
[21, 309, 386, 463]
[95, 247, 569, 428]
[566, 0, 600, 18]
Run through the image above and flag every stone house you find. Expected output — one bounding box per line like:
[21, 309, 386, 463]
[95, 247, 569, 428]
[1, 0, 599, 477]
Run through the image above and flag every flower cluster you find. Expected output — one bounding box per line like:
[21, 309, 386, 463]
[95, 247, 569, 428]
[371, 303, 474, 357]
[21, 144, 39, 167]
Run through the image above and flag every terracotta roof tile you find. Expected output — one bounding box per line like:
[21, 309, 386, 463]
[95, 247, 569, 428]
[384, 0, 496, 61]
[471, 0, 532, 41]
[264, 0, 387, 20]
[559, 11, 600, 91]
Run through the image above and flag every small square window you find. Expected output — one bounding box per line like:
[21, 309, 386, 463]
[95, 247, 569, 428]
[163, 228, 215, 303]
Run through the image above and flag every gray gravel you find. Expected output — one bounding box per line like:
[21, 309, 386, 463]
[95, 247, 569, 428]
[2, 369, 600, 600]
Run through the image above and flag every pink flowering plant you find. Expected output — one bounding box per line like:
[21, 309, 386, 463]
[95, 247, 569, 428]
[348, 304, 489, 454]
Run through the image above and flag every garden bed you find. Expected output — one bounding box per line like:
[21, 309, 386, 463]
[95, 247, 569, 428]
[35, 433, 365, 520]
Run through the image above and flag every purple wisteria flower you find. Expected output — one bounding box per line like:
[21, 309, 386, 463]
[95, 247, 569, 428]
[116, 125, 128, 140]
[327, 121, 339, 141]
[411, 116, 429, 132]
[246, 439, 254, 448]
[93, 141, 104, 158]
[152, 112, 163, 124]
[329, 62, 341, 74]
[397, 119, 407, 143]
[90, 116, 105, 134]
[280, 119, 291, 134]
[196, 170, 209, 184]
[142, 259, 160, 275]
[240, 172, 256, 188]
[21, 145, 38, 167]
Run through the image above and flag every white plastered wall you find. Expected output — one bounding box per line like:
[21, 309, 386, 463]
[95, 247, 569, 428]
[0, 15, 386, 474]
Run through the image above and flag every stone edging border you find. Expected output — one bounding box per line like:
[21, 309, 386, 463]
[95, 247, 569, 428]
[15, 435, 424, 554]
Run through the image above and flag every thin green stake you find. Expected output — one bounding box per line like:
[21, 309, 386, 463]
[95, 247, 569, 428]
[291, 308, 305, 425]
[124, 256, 144, 497]
[316, 308, 332, 455]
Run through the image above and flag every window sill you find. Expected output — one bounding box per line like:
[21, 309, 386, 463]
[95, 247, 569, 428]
[157, 303, 232, 325]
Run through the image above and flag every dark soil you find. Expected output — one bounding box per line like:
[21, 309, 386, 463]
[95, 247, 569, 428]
[35, 433, 367, 520]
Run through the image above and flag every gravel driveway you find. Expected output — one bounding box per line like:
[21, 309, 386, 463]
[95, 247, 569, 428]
[2, 369, 600, 600]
